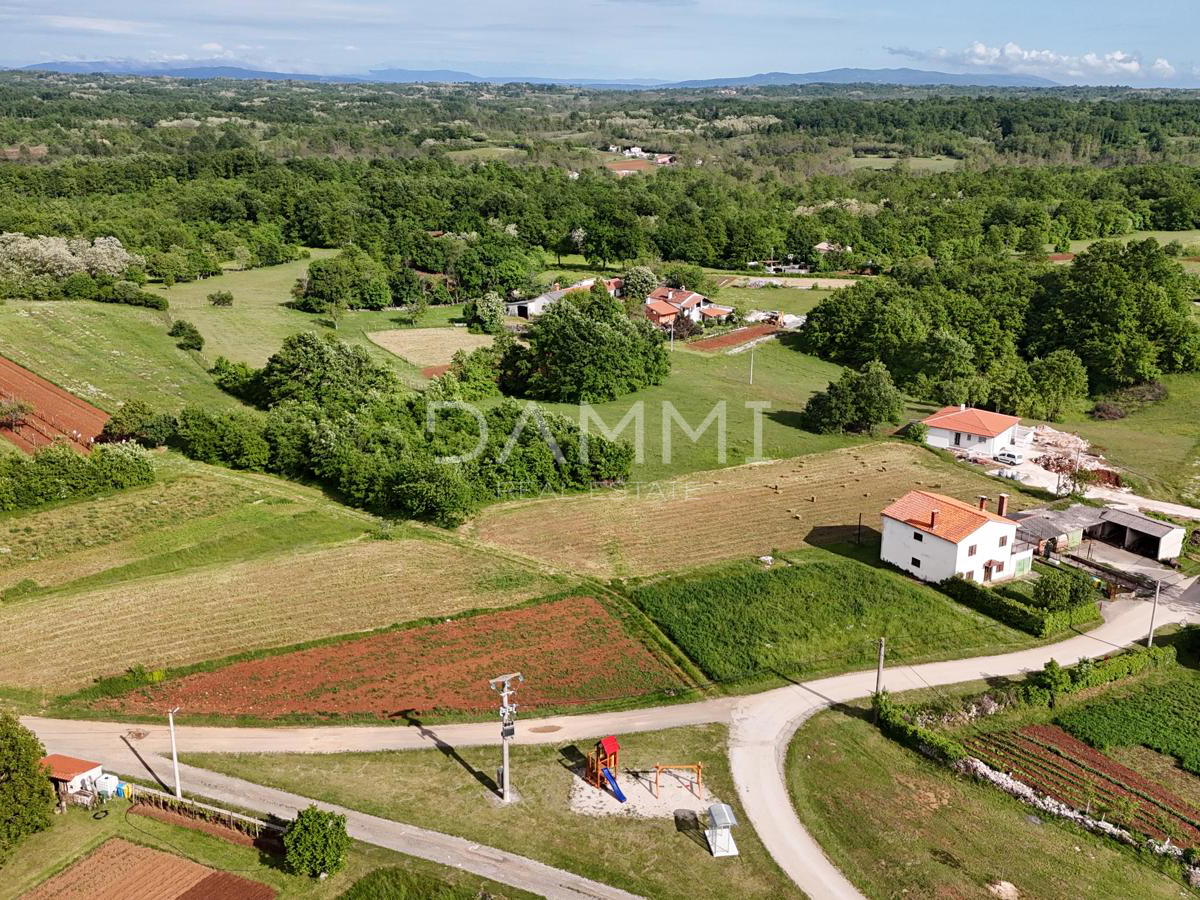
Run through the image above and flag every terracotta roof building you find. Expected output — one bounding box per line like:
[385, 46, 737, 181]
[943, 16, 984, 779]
[920, 405, 1022, 456]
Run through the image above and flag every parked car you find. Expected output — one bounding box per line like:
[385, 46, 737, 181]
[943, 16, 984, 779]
[995, 448, 1024, 465]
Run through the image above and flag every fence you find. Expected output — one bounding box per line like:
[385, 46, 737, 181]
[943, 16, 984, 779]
[129, 781, 283, 839]
[0, 388, 93, 450]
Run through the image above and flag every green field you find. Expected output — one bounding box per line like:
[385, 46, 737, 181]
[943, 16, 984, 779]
[1, 800, 524, 900]
[716, 285, 834, 316]
[0, 299, 235, 411]
[844, 154, 961, 173]
[445, 145, 528, 163]
[1058, 373, 1200, 503]
[185, 725, 795, 900]
[536, 337, 853, 481]
[153, 253, 464, 380]
[1068, 229, 1200, 275]
[785, 702, 1190, 900]
[628, 548, 1035, 689]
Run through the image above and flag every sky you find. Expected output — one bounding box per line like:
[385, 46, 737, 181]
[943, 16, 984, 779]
[1, 0, 1198, 86]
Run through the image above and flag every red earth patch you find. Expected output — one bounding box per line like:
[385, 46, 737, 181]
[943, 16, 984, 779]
[0, 355, 108, 453]
[689, 324, 780, 352]
[103, 596, 685, 720]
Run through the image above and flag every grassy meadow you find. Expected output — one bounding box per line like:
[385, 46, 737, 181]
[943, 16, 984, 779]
[185, 725, 795, 900]
[786, 701, 1191, 900]
[629, 547, 1035, 689]
[844, 153, 961, 173]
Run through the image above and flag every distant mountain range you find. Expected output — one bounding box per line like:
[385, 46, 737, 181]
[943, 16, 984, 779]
[19, 60, 1057, 89]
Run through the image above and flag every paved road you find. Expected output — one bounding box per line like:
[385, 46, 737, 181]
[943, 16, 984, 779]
[28, 596, 1192, 900]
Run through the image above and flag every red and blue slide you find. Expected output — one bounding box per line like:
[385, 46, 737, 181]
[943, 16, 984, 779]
[601, 767, 627, 803]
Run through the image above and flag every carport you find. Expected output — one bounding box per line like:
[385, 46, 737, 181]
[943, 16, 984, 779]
[1091, 508, 1185, 562]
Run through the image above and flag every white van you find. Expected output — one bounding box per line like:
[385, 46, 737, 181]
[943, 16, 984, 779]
[995, 448, 1024, 466]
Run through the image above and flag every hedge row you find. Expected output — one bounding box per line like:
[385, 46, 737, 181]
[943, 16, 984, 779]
[0, 442, 154, 512]
[872, 690, 967, 762]
[937, 575, 1100, 637]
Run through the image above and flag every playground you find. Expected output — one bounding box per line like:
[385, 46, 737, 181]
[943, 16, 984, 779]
[569, 735, 720, 821]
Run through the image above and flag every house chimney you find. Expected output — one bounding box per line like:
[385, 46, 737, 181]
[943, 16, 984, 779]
[997, 493, 1009, 518]
[930, 509, 939, 528]
[977, 496, 989, 511]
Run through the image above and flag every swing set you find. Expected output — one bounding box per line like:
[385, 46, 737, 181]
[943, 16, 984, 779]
[652, 762, 703, 799]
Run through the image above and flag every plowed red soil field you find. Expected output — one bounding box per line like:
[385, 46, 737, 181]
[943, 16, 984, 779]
[105, 596, 686, 720]
[23, 838, 275, 900]
[0, 355, 108, 453]
[689, 324, 779, 352]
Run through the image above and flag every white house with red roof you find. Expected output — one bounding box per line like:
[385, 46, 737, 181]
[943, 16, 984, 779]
[880, 490, 1032, 584]
[506, 277, 623, 319]
[643, 285, 733, 326]
[921, 405, 1021, 457]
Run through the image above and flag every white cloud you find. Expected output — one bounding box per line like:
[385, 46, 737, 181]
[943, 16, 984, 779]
[200, 42, 224, 52]
[35, 14, 159, 36]
[888, 41, 1176, 82]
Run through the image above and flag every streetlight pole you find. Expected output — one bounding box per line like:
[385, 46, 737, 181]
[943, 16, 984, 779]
[167, 706, 182, 799]
[489, 673, 523, 803]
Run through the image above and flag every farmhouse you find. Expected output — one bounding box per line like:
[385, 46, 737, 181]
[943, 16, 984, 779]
[506, 277, 623, 319]
[644, 285, 733, 326]
[1011, 504, 1186, 562]
[920, 405, 1020, 456]
[880, 490, 1032, 583]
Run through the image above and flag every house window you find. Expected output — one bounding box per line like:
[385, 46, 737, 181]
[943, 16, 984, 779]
[913, 532, 924, 542]
[995, 561, 1004, 574]
[999, 535, 1008, 548]
[968, 545, 977, 557]
[911, 558, 921, 569]
[963, 570, 975, 582]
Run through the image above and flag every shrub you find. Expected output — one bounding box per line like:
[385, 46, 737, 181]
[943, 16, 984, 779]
[1089, 401, 1126, 420]
[936, 575, 1100, 637]
[207, 290, 234, 307]
[462, 290, 506, 334]
[0, 441, 153, 512]
[95, 280, 169, 310]
[174, 407, 269, 470]
[873, 691, 967, 762]
[284, 805, 350, 877]
[168, 320, 204, 351]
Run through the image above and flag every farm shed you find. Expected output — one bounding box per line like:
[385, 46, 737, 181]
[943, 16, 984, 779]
[1011, 505, 1185, 562]
[40, 754, 102, 794]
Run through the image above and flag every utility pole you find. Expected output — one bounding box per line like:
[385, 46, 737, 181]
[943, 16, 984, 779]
[875, 637, 886, 696]
[749, 346, 755, 385]
[1147, 580, 1161, 648]
[167, 706, 182, 799]
[489, 673, 523, 803]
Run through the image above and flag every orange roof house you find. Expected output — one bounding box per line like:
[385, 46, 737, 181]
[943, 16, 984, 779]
[880, 490, 1013, 544]
[921, 406, 1020, 439]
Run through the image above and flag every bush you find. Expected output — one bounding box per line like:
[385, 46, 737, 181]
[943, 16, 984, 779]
[207, 290, 233, 307]
[873, 691, 967, 762]
[1089, 401, 1126, 420]
[936, 575, 1100, 638]
[0, 441, 154, 512]
[801, 361, 903, 435]
[174, 407, 270, 470]
[95, 280, 168, 310]
[168, 320, 204, 351]
[284, 805, 349, 877]
[462, 290, 506, 334]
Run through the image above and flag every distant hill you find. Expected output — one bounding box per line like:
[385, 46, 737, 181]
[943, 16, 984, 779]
[670, 67, 1058, 88]
[20, 60, 1056, 89]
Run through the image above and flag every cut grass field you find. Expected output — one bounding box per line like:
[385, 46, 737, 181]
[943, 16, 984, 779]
[1, 801, 524, 900]
[715, 285, 834, 317]
[844, 153, 961, 173]
[629, 548, 1036, 688]
[367, 327, 494, 368]
[465, 441, 1039, 578]
[185, 725, 796, 900]
[785, 702, 1189, 900]
[0, 455, 567, 694]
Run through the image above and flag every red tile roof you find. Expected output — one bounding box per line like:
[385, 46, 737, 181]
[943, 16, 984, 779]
[647, 285, 707, 309]
[646, 299, 679, 317]
[700, 305, 733, 317]
[881, 490, 1013, 544]
[40, 754, 101, 781]
[921, 406, 1020, 439]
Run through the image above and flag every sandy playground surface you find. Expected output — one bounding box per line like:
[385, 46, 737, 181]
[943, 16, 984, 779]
[569, 766, 719, 818]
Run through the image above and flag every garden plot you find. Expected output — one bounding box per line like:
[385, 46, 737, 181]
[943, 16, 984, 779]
[23, 838, 275, 900]
[367, 327, 493, 367]
[101, 596, 686, 720]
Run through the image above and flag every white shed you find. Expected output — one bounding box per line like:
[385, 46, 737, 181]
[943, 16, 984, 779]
[41, 754, 103, 794]
[921, 405, 1020, 457]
